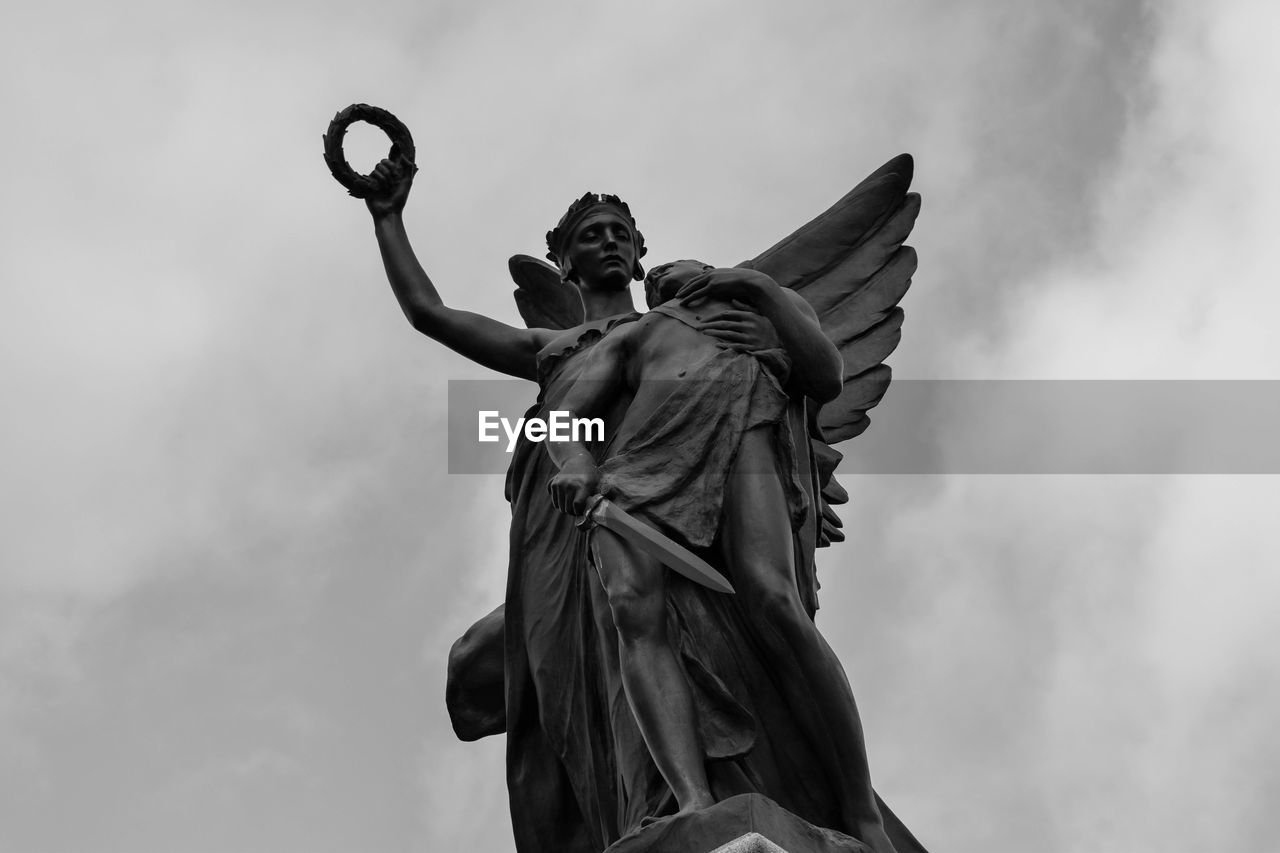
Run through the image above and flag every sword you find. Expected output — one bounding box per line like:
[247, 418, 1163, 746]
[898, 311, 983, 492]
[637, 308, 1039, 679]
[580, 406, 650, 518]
[579, 495, 735, 594]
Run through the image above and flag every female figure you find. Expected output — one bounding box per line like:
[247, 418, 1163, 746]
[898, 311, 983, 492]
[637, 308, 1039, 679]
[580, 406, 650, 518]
[364, 158, 786, 851]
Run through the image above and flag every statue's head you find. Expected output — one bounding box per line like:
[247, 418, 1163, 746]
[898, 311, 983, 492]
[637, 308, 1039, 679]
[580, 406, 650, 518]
[643, 259, 713, 308]
[546, 193, 647, 289]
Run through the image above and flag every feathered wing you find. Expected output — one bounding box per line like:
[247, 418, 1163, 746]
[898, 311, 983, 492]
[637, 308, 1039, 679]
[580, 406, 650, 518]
[508, 254, 583, 330]
[739, 153, 919, 571]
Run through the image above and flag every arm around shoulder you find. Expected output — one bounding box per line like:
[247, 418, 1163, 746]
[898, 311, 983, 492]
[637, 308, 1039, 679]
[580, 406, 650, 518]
[760, 287, 843, 404]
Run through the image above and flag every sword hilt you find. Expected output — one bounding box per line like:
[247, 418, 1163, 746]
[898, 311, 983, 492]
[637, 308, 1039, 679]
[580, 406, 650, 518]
[575, 494, 608, 530]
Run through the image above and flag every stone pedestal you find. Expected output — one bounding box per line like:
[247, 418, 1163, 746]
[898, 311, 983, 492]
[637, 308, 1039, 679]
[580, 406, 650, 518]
[603, 794, 869, 853]
[708, 832, 787, 852]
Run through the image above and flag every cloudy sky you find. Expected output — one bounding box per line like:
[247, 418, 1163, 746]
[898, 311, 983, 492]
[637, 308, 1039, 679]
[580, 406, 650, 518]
[3, 1, 1278, 851]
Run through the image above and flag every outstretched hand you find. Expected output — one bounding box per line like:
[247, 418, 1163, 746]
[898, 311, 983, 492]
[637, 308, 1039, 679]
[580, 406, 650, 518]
[364, 149, 416, 219]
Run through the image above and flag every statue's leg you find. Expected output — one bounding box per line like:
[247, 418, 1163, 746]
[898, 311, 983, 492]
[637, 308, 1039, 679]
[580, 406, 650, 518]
[590, 525, 715, 815]
[720, 428, 894, 853]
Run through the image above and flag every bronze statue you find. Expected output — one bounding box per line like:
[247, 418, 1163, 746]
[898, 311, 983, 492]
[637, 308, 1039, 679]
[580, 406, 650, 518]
[328, 107, 923, 853]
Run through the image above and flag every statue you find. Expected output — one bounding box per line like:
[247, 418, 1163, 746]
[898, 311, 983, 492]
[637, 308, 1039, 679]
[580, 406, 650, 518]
[326, 106, 924, 853]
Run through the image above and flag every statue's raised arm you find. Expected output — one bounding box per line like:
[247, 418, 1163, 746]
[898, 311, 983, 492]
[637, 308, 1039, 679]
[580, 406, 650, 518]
[318, 105, 555, 379]
[364, 155, 554, 381]
[328, 105, 780, 381]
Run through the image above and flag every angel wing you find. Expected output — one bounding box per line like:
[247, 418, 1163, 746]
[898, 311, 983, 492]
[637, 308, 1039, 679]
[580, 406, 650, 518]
[741, 154, 918, 443]
[738, 154, 919, 602]
[508, 254, 583, 330]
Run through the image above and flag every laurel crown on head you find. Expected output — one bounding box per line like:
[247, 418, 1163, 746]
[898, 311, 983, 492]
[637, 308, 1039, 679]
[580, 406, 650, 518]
[546, 192, 648, 281]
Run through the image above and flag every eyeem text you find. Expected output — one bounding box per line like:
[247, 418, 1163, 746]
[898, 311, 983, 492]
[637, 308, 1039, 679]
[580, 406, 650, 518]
[478, 410, 605, 452]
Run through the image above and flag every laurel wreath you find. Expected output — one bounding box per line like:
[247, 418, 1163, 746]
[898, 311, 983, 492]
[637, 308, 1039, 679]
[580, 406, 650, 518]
[322, 103, 417, 199]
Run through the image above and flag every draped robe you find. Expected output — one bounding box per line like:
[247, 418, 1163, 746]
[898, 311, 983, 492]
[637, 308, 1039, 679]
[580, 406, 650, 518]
[448, 314, 926, 853]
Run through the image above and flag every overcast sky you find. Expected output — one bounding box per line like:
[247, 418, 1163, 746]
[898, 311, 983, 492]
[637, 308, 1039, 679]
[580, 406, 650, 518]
[2, 1, 1278, 852]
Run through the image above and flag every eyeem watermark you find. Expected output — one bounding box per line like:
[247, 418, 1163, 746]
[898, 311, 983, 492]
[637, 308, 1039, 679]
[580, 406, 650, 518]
[478, 410, 604, 452]
[449, 378, 1280, 474]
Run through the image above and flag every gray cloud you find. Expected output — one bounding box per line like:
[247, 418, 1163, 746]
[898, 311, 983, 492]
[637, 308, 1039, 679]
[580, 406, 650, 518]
[2, 0, 1277, 851]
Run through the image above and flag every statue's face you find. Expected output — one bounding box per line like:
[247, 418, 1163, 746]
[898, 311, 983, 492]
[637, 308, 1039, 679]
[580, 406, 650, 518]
[564, 211, 637, 290]
[651, 261, 708, 305]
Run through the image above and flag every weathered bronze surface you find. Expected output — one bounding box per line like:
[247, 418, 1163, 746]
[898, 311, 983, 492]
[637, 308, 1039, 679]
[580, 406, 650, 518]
[330, 109, 924, 853]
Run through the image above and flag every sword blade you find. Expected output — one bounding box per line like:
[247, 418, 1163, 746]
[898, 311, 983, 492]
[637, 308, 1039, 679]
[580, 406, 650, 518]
[589, 498, 735, 595]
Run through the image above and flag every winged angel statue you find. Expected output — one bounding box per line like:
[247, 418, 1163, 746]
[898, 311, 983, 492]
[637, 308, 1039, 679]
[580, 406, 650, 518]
[350, 135, 922, 853]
